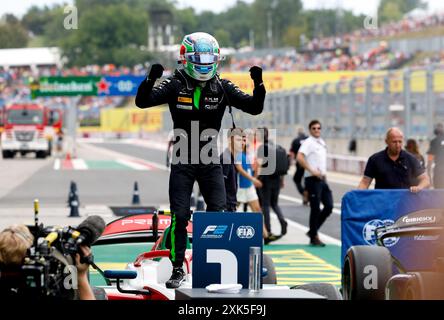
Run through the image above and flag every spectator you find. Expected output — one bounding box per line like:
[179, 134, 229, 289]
[358, 127, 430, 192]
[427, 123, 444, 189]
[297, 120, 333, 247]
[233, 131, 273, 242]
[256, 127, 288, 238]
[405, 138, 425, 168]
[290, 128, 309, 205]
[348, 137, 357, 155]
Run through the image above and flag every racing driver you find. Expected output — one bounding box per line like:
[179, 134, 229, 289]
[135, 32, 266, 288]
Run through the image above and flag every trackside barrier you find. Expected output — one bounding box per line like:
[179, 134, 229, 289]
[328, 154, 367, 176]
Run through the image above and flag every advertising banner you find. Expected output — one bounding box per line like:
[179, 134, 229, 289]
[31, 76, 145, 97]
[341, 190, 444, 270]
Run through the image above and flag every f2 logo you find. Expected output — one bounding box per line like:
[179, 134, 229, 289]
[206, 249, 238, 284]
[202, 225, 228, 236]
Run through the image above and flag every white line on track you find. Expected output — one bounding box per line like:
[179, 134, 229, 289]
[53, 158, 60, 170]
[72, 159, 88, 170]
[116, 159, 150, 170]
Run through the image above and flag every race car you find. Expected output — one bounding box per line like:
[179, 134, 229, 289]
[91, 209, 278, 300]
[342, 208, 444, 300]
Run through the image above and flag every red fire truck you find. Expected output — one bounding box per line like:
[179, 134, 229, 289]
[1, 103, 62, 159]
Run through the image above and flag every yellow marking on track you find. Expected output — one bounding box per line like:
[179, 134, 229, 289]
[278, 276, 341, 281]
[276, 266, 338, 271]
[280, 281, 342, 286]
[277, 272, 340, 277]
[265, 249, 341, 286]
[274, 259, 327, 263]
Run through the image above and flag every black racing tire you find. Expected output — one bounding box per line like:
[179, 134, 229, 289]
[291, 283, 343, 300]
[342, 245, 392, 300]
[262, 254, 277, 285]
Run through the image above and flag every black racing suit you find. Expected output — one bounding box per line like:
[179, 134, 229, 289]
[135, 69, 265, 267]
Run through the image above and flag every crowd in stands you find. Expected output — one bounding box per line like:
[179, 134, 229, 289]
[222, 11, 444, 72]
[223, 42, 411, 72]
[0, 64, 148, 125]
[413, 51, 444, 68]
[303, 11, 444, 51]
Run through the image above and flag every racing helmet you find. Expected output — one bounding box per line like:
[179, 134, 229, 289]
[180, 32, 220, 82]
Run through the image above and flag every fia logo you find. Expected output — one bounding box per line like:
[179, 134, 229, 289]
[236, 226, 255, 239]
[362, 219, 399, 247]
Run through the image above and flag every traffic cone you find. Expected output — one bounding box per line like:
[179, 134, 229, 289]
[65, 152, 71, 161]
[196, 191, 205, 211]
[132, 181, 141, 205]
[68, 181, 80, 217]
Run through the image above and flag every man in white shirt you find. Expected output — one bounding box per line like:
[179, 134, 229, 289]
[296, 120, 333, 246]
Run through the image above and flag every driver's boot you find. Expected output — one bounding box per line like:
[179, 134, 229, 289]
[165, 267, 186, 289]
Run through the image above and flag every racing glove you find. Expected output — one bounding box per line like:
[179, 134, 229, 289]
[147, 64, 164, 82]
[249, 66, 263, 87]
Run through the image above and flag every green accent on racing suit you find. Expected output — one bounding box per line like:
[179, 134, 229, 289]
[193, 86, 201, 110]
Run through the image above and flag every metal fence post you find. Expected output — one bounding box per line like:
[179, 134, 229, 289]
[321, 83, 328, 128]
[365, 75, 373, 139]
[426, 65, 435, 138]
[384, 72, 391, 131]
[299, 88, 305, 128]
[403, 68, 412, 138]
[349, 78, 356, 138]
[335, 82, 341, 138]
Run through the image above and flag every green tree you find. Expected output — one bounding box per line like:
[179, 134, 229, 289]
[218, 1, 254, 48]
[175, 8, 198, 36]
[378, 0, 428, 23]
[0, 15, 29, 48]
[214, 29, 231, 47]
[21, 5, 52, 35]
[61, 4, 148, 66]
[252, 0, 303, 48]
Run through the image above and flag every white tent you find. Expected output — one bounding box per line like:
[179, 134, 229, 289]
[0, 47, 62, 68]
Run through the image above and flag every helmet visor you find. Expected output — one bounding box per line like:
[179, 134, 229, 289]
[185, 53, 219, 65]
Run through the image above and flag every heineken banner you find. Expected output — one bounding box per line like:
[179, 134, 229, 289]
[31, 76, 145, 97]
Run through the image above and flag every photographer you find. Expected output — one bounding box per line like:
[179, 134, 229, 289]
[0, 224, 95, 300]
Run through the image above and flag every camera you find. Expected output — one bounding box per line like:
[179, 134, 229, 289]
[0, 208, 105, 299]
